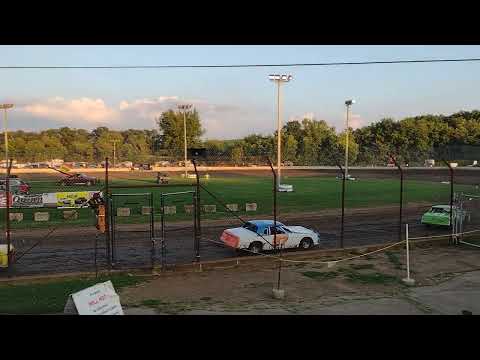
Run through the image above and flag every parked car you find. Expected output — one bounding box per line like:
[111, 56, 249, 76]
[131, 163, 151, 170]
[58, 173, 98, 186]
[425, 159, 435, 167]
[118, 161, 133, 168]
[336, 174, 357, 181]
[178, 160, 192, 167]
[220, 220, 320, 253]
[0, 178, 30, 194]
[35, 163, 49, 168]
[155, 161, 170, 167]
[421, 205, 468, 227]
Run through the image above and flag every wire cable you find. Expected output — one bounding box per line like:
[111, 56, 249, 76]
[200, 225, 480, 266]
[2, 58, 480, 69]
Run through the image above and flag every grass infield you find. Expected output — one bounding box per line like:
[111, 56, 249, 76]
[2, 175, 479, 229]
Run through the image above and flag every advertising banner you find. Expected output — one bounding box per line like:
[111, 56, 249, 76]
[12, 194, 44, 208]
[56, 191, 102, 209]
[1, 191, 102, 209]
[0, 192, 12, 208]
[42, 193, 58, 208]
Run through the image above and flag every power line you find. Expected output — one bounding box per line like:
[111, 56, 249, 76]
[1, 58, 480, 69]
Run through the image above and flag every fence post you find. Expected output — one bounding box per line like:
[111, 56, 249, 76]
[442, 159, 455, 244]
[267, 157, 284, 298]
[5, 158, 12, 271]
[192, 159, 200, 262]
[389, 154, 404, 242]
[336, 163, 346, 248]
[160, 194, 166, 271]
[104, 157, 112, 269]
[267, 157, 278, 252]
[402, 223, 415, 286]
[94, 233, 98, 279]
[150, 193, 155, 271]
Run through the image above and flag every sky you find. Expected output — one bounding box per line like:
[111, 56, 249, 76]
[1, 45, 480, 139]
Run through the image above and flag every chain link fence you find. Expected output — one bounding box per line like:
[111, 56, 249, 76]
[2, 146, 480, 277]
[1, 162, 107, 276]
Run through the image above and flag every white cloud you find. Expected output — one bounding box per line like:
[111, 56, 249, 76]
[301, 112, 315, 120]
[17, 96, 270, 139]
[19, 96, 364, 138]
[23, 97, 117, 124]
[119, 96, 180, 112]
[287, 112, 316, 123]
[349, 113, 364, 130]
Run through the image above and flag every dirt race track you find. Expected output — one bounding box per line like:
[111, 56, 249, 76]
[2, 203, 460, 277]
[2, 167, 479, 278]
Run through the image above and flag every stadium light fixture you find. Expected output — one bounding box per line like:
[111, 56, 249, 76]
[268, 75, 293, 189]
[178, 104, 193, 177]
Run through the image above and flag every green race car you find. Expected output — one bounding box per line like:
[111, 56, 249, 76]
[421, 205, 467, 227]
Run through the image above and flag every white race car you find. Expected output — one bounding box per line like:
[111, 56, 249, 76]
[220, 220, 320, 253]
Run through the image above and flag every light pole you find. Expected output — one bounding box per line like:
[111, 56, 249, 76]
[344, 99, 355, 180]
[269, 74, 292, 189]
[0, 104, 14, 169]
[111, 140, 119, 168]
[178, 104, 192, 177]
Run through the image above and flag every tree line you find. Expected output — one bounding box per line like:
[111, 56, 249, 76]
[2, 109, 480, 165]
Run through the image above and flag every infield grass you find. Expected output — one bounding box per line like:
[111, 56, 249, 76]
[2, 174, 479, 229]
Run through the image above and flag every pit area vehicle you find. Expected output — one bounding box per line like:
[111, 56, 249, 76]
[221, 219, 320, 253]
[156, 172, 169, 184]
[58, 173, 98, 186]
[336, 174, 357, 181]
[48, 165, 98, 186]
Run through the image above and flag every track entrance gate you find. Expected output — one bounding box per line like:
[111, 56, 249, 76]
[109, 193, 155, 269]
[158, 190, 198, 269]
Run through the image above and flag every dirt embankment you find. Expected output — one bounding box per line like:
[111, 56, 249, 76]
[119, 242, 480, 315]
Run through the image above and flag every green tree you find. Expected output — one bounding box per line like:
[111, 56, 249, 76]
[24, 140, 45, 162]
[41, 135, 66, 160]
[156, 109, 204, 158]
[282, 134, 298, 162]
[338, 131, 359, 165]
[231, 146, 244, 166]
[71, 141, 95, 162]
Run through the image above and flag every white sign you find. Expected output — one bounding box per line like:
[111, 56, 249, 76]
[65, 281, 124, 315]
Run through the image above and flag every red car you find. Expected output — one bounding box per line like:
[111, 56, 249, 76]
[0, 179, 30, 194]
[58, 173, 98, 186]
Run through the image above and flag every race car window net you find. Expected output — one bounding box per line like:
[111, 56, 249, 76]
[242, 222, 258, 233]
[270, 226, 285, 235]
